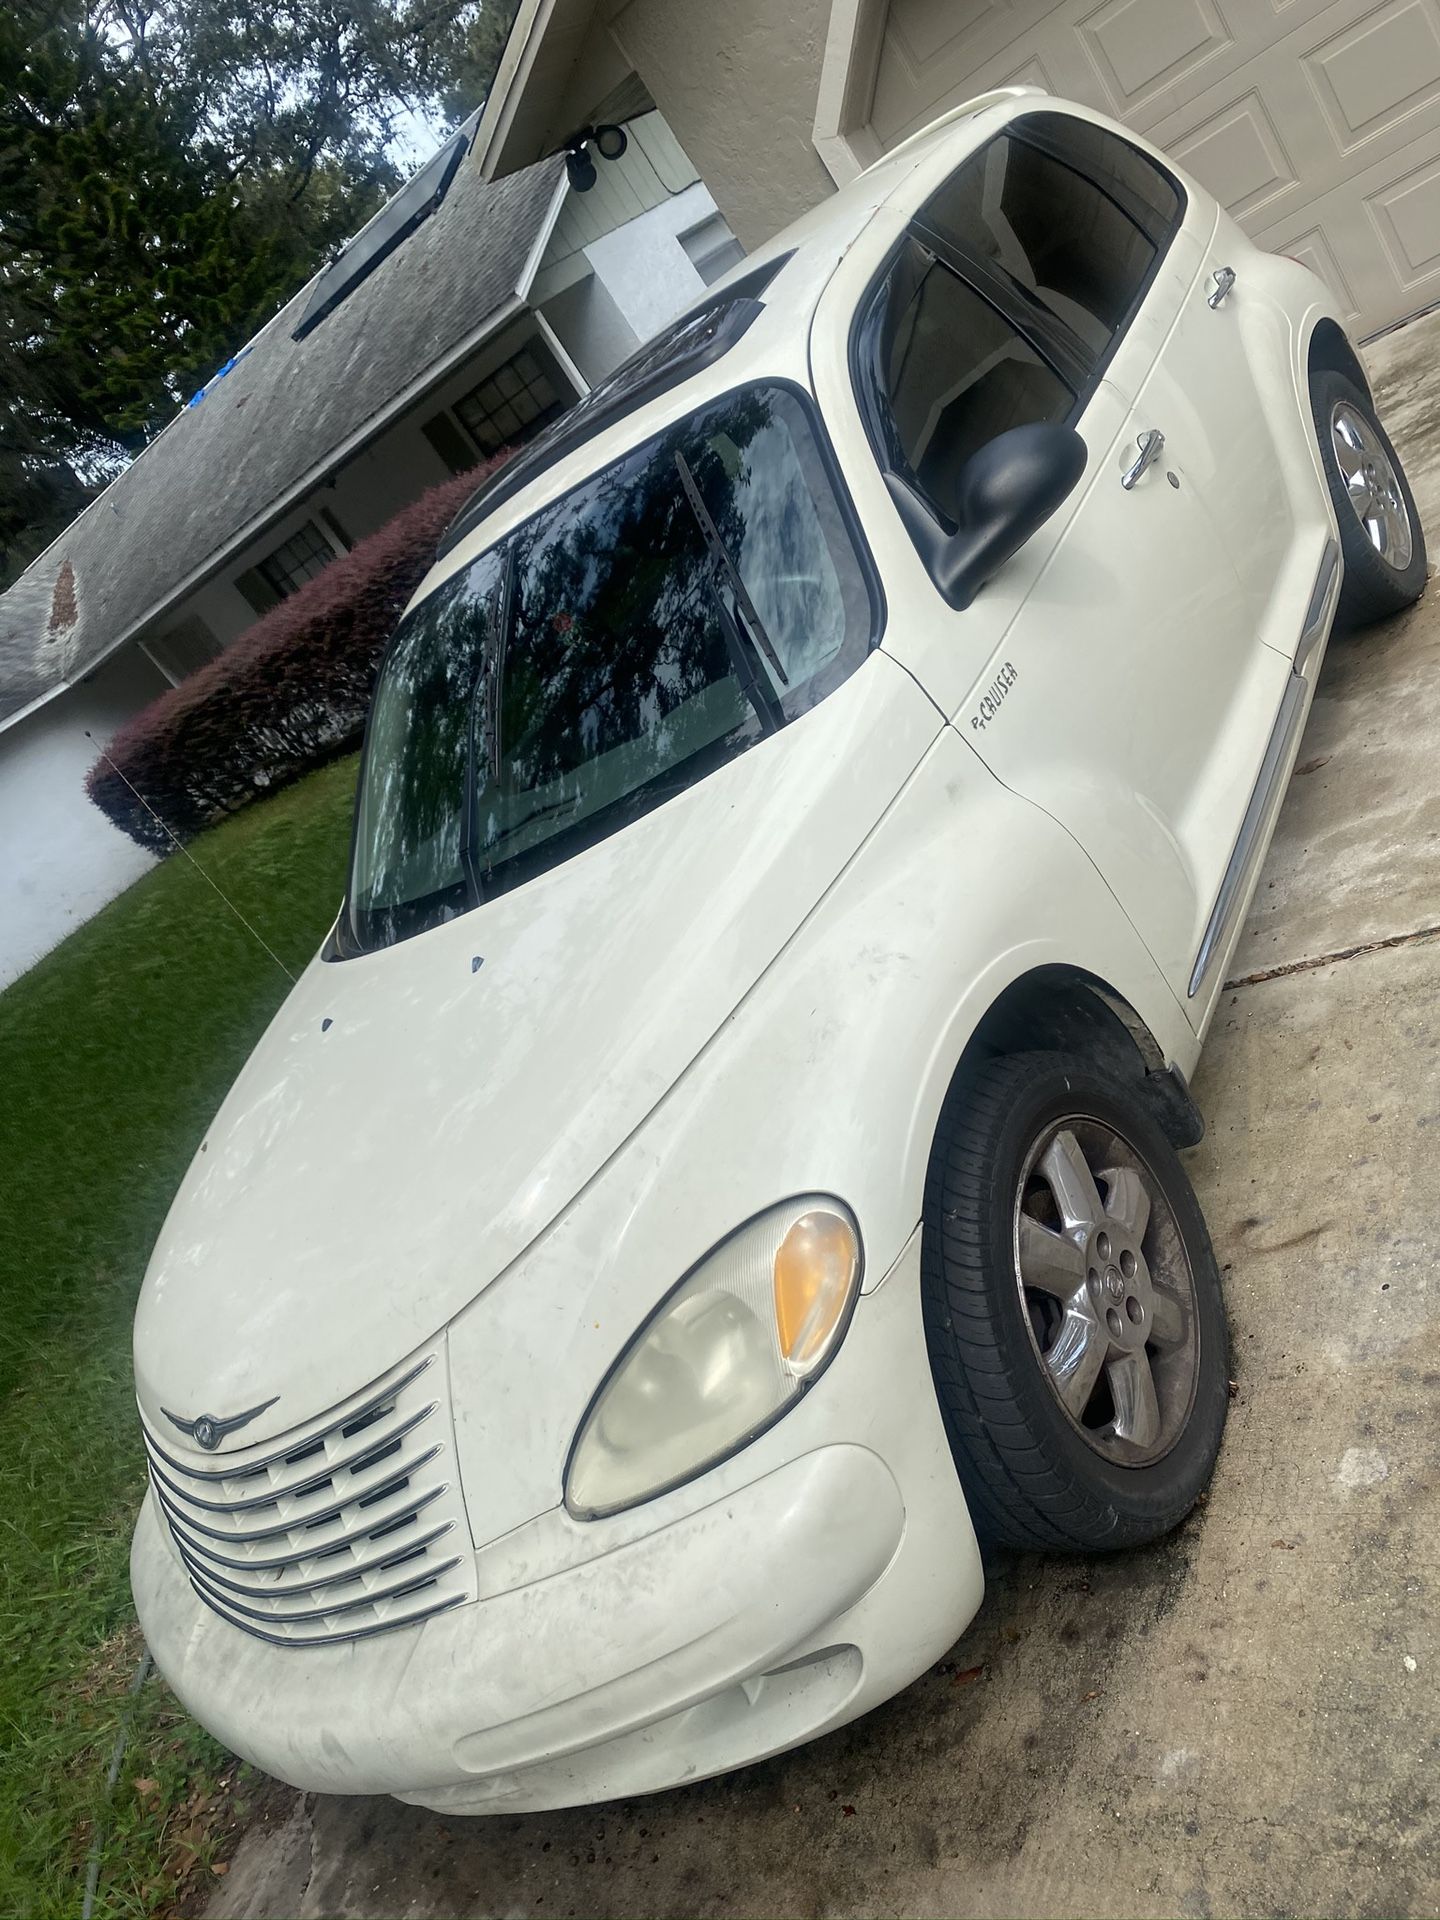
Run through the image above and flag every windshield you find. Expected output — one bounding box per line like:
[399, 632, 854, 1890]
[343, 385, 875, 954]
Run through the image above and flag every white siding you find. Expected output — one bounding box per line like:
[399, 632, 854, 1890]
[0, 648, 165, 988]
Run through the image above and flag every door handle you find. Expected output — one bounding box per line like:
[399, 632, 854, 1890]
[1207, 265, 1236, 308]
[1121, 428, 1165, 491]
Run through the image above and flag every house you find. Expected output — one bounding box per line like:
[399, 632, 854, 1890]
[0, 110, 740, 987]
[471, 0, 1440, 342]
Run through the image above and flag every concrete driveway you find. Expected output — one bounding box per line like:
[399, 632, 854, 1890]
[210, 324, 1440, 1920]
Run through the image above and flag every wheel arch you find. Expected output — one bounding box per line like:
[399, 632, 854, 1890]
[1306, 316, 1372, 402]
[929, 965, 1205, 1161]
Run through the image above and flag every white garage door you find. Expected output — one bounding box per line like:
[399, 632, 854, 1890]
[867, 0, 1440, 336]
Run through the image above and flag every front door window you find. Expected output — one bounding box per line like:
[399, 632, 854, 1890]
[868, 237, 1074, 527]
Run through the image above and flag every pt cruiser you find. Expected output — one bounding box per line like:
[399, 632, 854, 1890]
[132, 89, 1425, 1811]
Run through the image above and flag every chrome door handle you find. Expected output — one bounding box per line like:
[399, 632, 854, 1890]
[1121, 428, 1165, 490]
[1207, 265, 1236, 308]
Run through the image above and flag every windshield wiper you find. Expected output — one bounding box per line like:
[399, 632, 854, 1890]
[463, 550, 515, 905]
[674, 448, 787, 734]
[488, 548, 516, 783]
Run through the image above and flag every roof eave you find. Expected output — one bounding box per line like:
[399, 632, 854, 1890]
[471, 0, 557, 178]
[0, 678, 78, 735]
[471, 0, 609, 180]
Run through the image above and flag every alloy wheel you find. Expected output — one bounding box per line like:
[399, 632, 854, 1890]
[1011, 1118, 1201, 1467]
[1331, 401, 1413, 571]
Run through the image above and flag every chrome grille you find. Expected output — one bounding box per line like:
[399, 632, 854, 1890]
[141, 1351, 473, 1646]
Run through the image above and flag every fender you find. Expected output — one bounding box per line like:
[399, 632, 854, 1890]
[448, 726, 1199, 1538]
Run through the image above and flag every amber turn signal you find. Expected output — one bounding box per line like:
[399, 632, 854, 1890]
[772, 1208, 861, 1374]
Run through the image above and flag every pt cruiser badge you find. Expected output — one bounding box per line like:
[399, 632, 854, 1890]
[969, 659, 1019, 732]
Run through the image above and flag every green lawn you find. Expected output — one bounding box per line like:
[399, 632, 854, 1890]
[0, 754, 359, 1918]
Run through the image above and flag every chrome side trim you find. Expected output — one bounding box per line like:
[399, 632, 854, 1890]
[1188, 538, 1342, 1000]
[1295, 538, 1341, 672]
[1188, 673, 1308, 998]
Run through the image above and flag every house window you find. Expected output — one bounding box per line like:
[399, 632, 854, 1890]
[255, 519, 341, 599]
[453, 345, 568, 457]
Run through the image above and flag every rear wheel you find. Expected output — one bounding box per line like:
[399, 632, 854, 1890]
[1311, 368, 1426, 626]
[922, 1050, 1229, 1552]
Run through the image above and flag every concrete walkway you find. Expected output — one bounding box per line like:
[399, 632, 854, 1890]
[209, 325, 1440, 1920]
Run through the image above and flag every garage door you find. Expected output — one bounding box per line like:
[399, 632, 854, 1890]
[867, 0, 1440, 336]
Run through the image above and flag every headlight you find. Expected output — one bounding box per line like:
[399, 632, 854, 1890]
[565, 1197, 863, 1518]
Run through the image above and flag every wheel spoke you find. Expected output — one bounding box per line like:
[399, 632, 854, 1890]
[1380, 497, 1410, 564]
[1332, 414, 1365, 476]
[1045, 1303, 1108, 1420]
[1100, 1166, 1150, 1243]
[1107, 1351, 1162, 1449]
[1148, 1284, 1187, 1347]
[1040, 1129, 1104, 1232]
[1017, 1213, 1086, 1298]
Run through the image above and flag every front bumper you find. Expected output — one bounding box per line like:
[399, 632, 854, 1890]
[133, 1228, 983, 1812]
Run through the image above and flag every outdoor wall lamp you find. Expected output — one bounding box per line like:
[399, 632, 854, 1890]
[564, 122, 629, 191]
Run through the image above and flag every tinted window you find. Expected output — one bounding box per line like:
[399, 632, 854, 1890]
[1014, 111, 1182, 248]
[478, 442, 748, 884]
[344, 386, 873, 952]
[918, 131, 1156, 362]
[873, 237, 1072, 526]
[350, 548, 504, 946]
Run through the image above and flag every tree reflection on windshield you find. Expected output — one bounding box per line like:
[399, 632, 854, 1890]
[344, 385, 873, 954]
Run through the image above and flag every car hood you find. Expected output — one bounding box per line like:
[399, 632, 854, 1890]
[133, 657, 941, 1447]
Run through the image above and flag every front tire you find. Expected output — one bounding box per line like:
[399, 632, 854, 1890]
[921, 1050, 1229, 1553]
[1311, 368, 1426, 626]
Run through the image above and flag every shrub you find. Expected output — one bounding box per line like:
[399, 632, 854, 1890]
[86, 455, 508, 853]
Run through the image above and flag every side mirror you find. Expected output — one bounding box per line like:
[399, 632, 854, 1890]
[884, 421, 1088, 612]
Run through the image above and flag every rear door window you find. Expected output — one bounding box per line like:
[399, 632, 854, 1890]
[1016, 110, 1183, 248]
[854, 110, 1185, 530]
[912, 113, 1185, 383]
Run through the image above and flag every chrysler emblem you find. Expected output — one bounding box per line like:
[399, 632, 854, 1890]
[162, 1396, 278, 1451]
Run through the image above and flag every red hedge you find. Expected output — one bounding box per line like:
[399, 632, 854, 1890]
[86, 455, 509, 853]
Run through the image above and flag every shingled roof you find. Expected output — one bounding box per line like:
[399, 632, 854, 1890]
[0, 148, 566, 731]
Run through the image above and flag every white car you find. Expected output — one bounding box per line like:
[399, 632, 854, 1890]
[131, 89, 1424, 1814]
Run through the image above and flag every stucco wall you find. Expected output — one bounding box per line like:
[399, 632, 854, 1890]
[582, 179, 715, 339]
[613, 0, 836, 248]
[0, 647, 165, 989]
